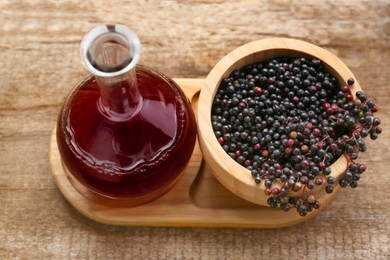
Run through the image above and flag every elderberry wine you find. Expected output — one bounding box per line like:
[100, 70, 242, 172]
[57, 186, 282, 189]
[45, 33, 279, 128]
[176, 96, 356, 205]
[57, 66, 196, 199]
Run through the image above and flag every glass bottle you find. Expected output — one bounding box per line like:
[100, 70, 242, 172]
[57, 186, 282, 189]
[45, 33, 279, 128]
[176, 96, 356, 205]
[56, 24, 197, 206]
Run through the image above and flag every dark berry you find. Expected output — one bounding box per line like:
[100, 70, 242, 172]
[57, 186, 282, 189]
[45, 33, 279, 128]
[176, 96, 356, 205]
[325, 185, 334, 194]
[327, 176, 335, 184]
[339, 179, 348, 188]
[347, 78, 355, 85]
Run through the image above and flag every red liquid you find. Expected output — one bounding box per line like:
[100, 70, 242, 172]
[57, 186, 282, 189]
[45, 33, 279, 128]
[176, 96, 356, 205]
[57, 66, 197, 200]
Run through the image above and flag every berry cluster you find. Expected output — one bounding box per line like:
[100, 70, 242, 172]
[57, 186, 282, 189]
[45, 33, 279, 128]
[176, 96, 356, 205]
[211, 57, 381, 216]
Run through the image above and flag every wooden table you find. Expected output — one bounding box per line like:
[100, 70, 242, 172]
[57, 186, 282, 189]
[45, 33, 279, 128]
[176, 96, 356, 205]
[1, 0, 389, 259]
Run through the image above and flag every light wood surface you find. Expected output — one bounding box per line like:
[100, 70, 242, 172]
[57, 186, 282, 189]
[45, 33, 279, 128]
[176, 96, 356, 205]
[198, 38, 360, 206]
[1, 0, 389, 259]
[49, 79, 339, 228]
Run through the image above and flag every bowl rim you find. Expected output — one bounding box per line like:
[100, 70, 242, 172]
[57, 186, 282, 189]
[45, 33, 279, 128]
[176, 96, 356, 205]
[197, 38, 361, 205]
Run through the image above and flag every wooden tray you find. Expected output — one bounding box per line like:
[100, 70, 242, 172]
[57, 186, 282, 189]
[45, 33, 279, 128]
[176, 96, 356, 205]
[49, 78, 338, 228]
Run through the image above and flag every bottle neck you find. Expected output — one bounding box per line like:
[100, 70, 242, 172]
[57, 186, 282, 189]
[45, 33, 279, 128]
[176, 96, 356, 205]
[94, 67, 142, 120]
[80, 24, 142, 120]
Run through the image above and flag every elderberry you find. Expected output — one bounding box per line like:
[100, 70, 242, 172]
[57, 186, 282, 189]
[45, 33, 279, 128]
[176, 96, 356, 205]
[211, 56, 382, 216]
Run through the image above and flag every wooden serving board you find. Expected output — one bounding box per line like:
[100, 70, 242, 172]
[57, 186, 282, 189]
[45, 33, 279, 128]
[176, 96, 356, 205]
[49, 78, 338, 228]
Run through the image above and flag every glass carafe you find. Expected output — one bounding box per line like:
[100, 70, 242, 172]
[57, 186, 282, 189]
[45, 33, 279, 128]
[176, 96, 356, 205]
[56, 24, 197, 206]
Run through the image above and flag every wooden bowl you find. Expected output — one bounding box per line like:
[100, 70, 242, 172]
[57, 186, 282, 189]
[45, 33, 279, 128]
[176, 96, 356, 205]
[198, 38, 362, 206]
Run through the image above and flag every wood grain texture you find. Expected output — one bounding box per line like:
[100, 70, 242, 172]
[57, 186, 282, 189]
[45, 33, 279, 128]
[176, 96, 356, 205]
[0, 0, 389, 259]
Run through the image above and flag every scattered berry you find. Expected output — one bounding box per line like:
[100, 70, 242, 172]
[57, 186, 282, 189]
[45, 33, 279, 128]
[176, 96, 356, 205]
[347, 78, 355, 85]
